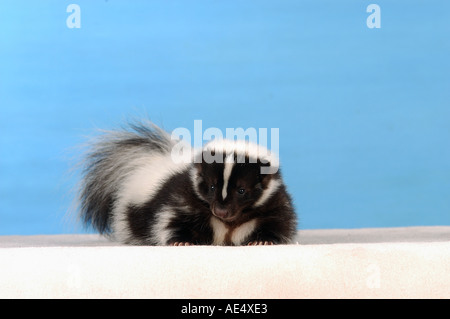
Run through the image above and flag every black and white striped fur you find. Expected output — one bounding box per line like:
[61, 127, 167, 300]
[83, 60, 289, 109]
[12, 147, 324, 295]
[77, 121, 297, 245]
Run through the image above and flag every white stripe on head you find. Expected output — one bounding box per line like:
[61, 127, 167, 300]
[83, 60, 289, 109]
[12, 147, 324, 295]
[202, 139, 279, 174]
[222, 154, 234, 200]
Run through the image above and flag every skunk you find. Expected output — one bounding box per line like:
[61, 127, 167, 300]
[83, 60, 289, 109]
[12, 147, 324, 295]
[77, 121, 297, 245]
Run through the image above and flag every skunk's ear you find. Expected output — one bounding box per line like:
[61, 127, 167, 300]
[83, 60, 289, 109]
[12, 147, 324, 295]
[259, 157, 279, 175]
[258, 161, 273, 188]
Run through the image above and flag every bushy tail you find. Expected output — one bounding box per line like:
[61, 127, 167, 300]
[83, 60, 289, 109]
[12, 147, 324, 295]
[77, 120, 176, 234]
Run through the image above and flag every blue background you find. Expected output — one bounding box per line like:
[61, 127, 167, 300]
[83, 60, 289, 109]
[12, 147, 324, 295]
[1, 1, 449, 235]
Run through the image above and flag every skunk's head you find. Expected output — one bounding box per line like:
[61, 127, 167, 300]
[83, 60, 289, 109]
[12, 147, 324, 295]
[191, 139, 281, 223]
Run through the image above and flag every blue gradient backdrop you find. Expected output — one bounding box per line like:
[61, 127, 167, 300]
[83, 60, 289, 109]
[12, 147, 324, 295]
[1, 1, 449, 235]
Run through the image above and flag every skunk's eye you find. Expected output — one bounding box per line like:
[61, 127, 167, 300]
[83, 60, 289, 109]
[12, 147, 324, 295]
[237, 188, 246, 195]
[210, 184, 215, 191]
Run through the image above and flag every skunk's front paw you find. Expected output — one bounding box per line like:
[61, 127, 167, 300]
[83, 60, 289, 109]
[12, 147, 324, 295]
[247, 241, 274, 246]
[170, 242, 195, 246]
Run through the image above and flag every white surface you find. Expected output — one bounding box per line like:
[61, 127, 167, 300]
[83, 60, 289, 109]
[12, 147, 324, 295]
[0, 227, 449, 299]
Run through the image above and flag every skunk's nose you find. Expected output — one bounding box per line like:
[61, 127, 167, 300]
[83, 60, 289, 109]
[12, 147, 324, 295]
[213, 206, 229, 219]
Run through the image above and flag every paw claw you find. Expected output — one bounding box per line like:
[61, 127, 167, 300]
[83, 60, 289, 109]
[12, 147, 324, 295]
[247, 241, 274, 246]
[170, 242, 194, 246]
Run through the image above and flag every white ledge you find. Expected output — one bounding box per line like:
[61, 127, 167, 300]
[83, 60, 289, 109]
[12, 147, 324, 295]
[0, 226, 449, 298]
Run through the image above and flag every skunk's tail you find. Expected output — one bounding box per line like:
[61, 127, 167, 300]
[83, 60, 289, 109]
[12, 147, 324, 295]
[77, 120, 177, 234]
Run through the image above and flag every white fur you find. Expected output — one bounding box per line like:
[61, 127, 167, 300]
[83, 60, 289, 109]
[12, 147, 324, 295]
[222, 155, 234, 200]
[190, 167, 207, 202]
[109, 215, 131, 244]
[210, 217, 228, 245]
[111, 153, 189, 243]
[152, 206, 177, 245]
[202, 139, 279, 173]
[253, 178, 282, 208]
[210, 216, 258, 246]
[118, 153, 189, 207]
[231, 219, 258, 245]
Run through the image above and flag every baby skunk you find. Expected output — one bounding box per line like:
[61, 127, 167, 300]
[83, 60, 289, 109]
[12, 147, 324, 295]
[78, 121, 297, 245]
